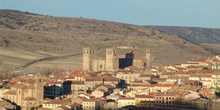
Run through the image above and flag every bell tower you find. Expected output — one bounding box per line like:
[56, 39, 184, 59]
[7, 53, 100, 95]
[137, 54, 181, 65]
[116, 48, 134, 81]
[83, 47, 97, 70]
[34, 73, 44, 106]
[146, 48, 152, 68]
[106, 47, 119, 71]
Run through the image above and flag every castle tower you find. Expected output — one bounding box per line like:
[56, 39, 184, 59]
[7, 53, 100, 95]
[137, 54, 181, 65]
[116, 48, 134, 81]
[105, 48, 119, 71]
[146, 48, 152, 68]
[83, 47, 97, 70]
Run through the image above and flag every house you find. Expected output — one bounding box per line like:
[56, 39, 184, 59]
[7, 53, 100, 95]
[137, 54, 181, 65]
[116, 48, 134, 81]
[68, 103, 82, 110]
[198, 88, 215, 99]
[118, 97, 135, 108]
[189, 73, 201, 81]
[138, 74, 153, 81]
[103, 101, 118, 110]
[96, 85, 114, 94]
[181, 91, 200, 103]
[116, 70, 141, 84]
[155, 90, 178, 108]
[160, 72, 175, 78]
[152, 78, 167, 84]
[91, 89, 106, 98]
[0, 98, 16, 110]
[71, 81, 86, 91]
[153, 84, 173, 92]
[82, 99, 101, 110]
[106, 93, 122, 100]
[135, 95, 155, 108]
[43, 99, 70, 109]
[44, 81, 64, 99]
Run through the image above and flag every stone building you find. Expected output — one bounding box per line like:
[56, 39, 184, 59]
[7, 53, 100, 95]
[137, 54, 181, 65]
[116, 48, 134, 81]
[155, 91, 178, 108]
[135, 95, 155, 108]
[83, 46, 152, 72]
[118, 97, 135, 108]
[3, 73, 44, 110]
[83, 47, 97, 71]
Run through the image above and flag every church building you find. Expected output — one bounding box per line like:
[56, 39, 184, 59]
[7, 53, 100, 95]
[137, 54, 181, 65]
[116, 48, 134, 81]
[83, 46, 152, 72]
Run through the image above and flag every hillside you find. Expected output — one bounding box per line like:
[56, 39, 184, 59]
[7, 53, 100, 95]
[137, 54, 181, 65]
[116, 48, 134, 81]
[147, 26, 220, 44]
[0, 10, 215, 75]
[147, 26, 220, 55]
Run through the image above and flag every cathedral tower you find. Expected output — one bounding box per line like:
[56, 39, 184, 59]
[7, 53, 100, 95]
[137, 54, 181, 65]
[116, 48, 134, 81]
[83, 47, 97, 70]
[105, 48, 119, 71]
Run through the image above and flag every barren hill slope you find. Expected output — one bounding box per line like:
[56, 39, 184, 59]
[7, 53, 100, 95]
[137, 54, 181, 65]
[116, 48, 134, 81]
[0, 10, 214, 75]
[148, 26, 220, 55]
[148, 26, 220, 44]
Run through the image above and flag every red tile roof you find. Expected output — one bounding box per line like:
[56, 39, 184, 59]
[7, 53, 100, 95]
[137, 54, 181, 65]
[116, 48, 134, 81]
[135, 95, 154, 98]
[118, 97, 135, 100]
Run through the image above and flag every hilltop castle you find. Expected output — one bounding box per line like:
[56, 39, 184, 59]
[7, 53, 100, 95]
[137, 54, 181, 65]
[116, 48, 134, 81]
[83, 46, 152, 71]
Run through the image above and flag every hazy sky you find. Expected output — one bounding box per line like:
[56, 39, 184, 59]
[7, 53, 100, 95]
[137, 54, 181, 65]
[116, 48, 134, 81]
[0, 0, 219, 28]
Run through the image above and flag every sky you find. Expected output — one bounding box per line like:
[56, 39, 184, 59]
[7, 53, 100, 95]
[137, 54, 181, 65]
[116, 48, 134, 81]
[0, 0, 220, 28]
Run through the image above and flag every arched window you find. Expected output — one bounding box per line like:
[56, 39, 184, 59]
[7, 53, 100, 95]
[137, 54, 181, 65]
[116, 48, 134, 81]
[100, 65, 102, 69]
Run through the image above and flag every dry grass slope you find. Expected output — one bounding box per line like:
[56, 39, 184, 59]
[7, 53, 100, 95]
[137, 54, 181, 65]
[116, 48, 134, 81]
[0, 10, 215, 75]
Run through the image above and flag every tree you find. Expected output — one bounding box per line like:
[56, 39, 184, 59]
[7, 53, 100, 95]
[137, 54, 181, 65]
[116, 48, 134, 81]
[12, 73, 16, 77]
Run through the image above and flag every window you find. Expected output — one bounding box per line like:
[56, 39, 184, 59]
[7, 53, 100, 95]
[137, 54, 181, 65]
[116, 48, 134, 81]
[84, 50, 88, 53]
[144, 62, 147, 67]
